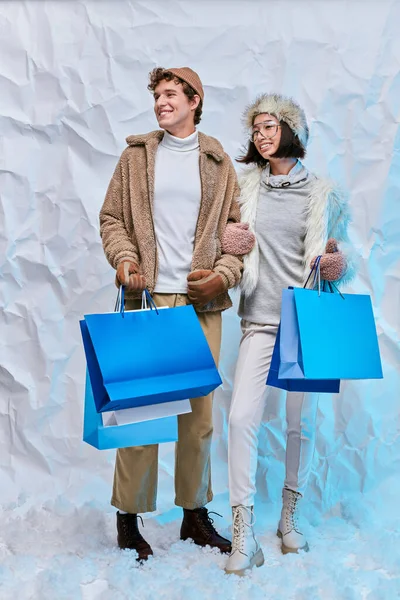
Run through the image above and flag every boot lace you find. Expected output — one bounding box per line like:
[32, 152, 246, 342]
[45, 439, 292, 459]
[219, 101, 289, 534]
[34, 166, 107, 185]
[285, 490, 301, 534]
[121, 514, 148, 548]
[195, 508, 222, 539]
[232, 506, 254, 553]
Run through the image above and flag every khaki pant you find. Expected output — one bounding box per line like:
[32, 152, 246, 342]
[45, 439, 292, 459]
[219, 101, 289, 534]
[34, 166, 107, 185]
[111, 293, 222, 514]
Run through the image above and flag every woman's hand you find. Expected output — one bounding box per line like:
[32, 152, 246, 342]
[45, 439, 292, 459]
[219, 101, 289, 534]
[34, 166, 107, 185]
[311, 238, 347, 281]
[221, 223, 256, 256]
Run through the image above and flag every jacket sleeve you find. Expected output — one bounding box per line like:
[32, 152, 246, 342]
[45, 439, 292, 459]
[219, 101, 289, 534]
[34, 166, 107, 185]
[327, 187, 358, 286]
[99, 153, 140, 270]
[213, 159, 244, 289]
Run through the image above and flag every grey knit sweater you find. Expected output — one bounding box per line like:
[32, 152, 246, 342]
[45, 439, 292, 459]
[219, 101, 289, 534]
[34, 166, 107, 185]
[239, 161, 315, 326]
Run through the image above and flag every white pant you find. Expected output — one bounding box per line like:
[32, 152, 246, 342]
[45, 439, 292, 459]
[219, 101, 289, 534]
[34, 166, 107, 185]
[228, 321, 319, 507]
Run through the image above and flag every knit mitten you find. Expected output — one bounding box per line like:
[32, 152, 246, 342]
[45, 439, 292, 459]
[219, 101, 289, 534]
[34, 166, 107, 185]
[221, 223, 255, 256]
[311, 238, 346, 282]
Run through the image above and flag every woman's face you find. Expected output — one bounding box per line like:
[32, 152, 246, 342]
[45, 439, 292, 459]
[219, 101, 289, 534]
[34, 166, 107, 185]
[252, 113, 281, 159]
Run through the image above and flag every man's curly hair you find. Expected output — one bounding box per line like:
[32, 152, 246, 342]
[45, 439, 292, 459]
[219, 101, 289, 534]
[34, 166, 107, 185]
[148, 67, 203, 126]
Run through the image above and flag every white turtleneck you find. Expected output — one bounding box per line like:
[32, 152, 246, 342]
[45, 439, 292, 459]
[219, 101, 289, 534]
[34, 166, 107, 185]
[153, 130, 201, 293]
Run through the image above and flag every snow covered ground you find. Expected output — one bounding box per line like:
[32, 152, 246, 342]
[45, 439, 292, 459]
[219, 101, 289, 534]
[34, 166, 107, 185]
[1, 482, 399, 600]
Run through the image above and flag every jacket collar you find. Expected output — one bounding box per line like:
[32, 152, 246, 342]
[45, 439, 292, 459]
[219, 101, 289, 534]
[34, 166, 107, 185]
[126, 130, 224, 162]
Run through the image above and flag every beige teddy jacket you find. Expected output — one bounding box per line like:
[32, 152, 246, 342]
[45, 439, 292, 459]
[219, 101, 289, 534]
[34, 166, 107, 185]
[99, 130, 243, 312]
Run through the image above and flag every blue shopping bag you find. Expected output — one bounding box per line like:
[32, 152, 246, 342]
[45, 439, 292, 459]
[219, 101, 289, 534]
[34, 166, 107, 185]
[281, 286, 383, 380]
[267, 323, 341, 393]
[268, 255, 382, 389]
[83, 372, 178, 450]
[80, 288, 222, 413]
[276, 253, 383, 382]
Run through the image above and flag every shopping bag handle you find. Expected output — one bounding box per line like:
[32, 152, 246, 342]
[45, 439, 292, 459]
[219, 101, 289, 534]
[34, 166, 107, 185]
[304, 256, 344, 299]
[304, 255, 322, 292]
[322, 279, 344, 299]
[114, 286, 159, 317]
[114, 285, 125, 316]
[142, 289, 159, 314]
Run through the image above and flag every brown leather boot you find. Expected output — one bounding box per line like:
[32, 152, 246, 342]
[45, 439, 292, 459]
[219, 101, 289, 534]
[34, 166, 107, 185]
[180, 508, 231, 554]
[116, 512, 153, 561]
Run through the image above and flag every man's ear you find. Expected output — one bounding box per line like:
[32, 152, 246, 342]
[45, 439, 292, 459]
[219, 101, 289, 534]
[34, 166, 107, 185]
[190, 94, 201, 111]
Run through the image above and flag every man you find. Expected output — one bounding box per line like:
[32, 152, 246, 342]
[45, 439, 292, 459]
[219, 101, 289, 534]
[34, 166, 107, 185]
[99, 67, 246, 561]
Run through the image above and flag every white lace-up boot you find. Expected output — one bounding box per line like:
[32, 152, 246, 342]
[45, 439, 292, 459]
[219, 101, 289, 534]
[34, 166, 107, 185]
[225, 505, 264, 576]
[277, 488, 309, 554]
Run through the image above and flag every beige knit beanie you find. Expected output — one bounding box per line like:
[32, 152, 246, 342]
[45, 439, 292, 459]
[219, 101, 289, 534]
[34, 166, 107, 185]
[167, 67, 204, 102]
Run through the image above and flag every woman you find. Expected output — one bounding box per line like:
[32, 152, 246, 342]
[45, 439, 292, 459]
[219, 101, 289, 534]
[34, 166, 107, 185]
[222, 94, 356, 576]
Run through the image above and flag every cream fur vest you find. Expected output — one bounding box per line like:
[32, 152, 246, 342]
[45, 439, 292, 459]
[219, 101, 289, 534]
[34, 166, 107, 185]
[239, 166, 357, 297]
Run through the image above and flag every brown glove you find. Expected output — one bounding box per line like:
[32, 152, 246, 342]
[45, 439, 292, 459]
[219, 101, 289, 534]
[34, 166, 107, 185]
[116, 260, 146, 291]
[221, 222, 256, 256]
[187, 269, 227, 306]
[310, 238, 347, 282]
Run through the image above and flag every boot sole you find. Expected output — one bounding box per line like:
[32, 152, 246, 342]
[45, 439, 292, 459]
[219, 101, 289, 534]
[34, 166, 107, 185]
[277, 529, 309, 554]
[224, 548, 265, 576]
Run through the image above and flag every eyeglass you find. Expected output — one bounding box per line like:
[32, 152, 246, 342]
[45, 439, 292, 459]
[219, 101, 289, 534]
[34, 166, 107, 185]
[250, 122, 281, 143]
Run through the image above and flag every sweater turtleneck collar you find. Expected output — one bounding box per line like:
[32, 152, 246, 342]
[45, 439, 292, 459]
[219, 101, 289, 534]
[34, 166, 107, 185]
[263, 160, 310, 188]
[161, 130, 199, 152]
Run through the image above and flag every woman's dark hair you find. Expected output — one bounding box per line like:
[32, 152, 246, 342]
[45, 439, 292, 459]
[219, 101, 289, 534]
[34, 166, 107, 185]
[237, 121, 306, 166]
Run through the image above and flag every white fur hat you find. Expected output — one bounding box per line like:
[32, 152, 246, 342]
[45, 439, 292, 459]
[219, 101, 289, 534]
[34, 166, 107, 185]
[244, 93, 309, 148]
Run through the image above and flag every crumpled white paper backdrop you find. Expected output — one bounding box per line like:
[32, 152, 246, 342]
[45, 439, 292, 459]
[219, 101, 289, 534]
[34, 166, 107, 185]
[0, 0, 399, 519]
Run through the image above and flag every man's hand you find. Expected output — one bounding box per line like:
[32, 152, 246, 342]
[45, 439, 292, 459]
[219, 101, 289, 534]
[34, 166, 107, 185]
[310, 238, 347, 282]
[116, 260, 146, 291]
[221, 222, 256, 256]
[187, 269, 227, 306]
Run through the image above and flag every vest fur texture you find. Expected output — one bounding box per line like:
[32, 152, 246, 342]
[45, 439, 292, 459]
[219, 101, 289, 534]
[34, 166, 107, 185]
[239, 166, 357, 297]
